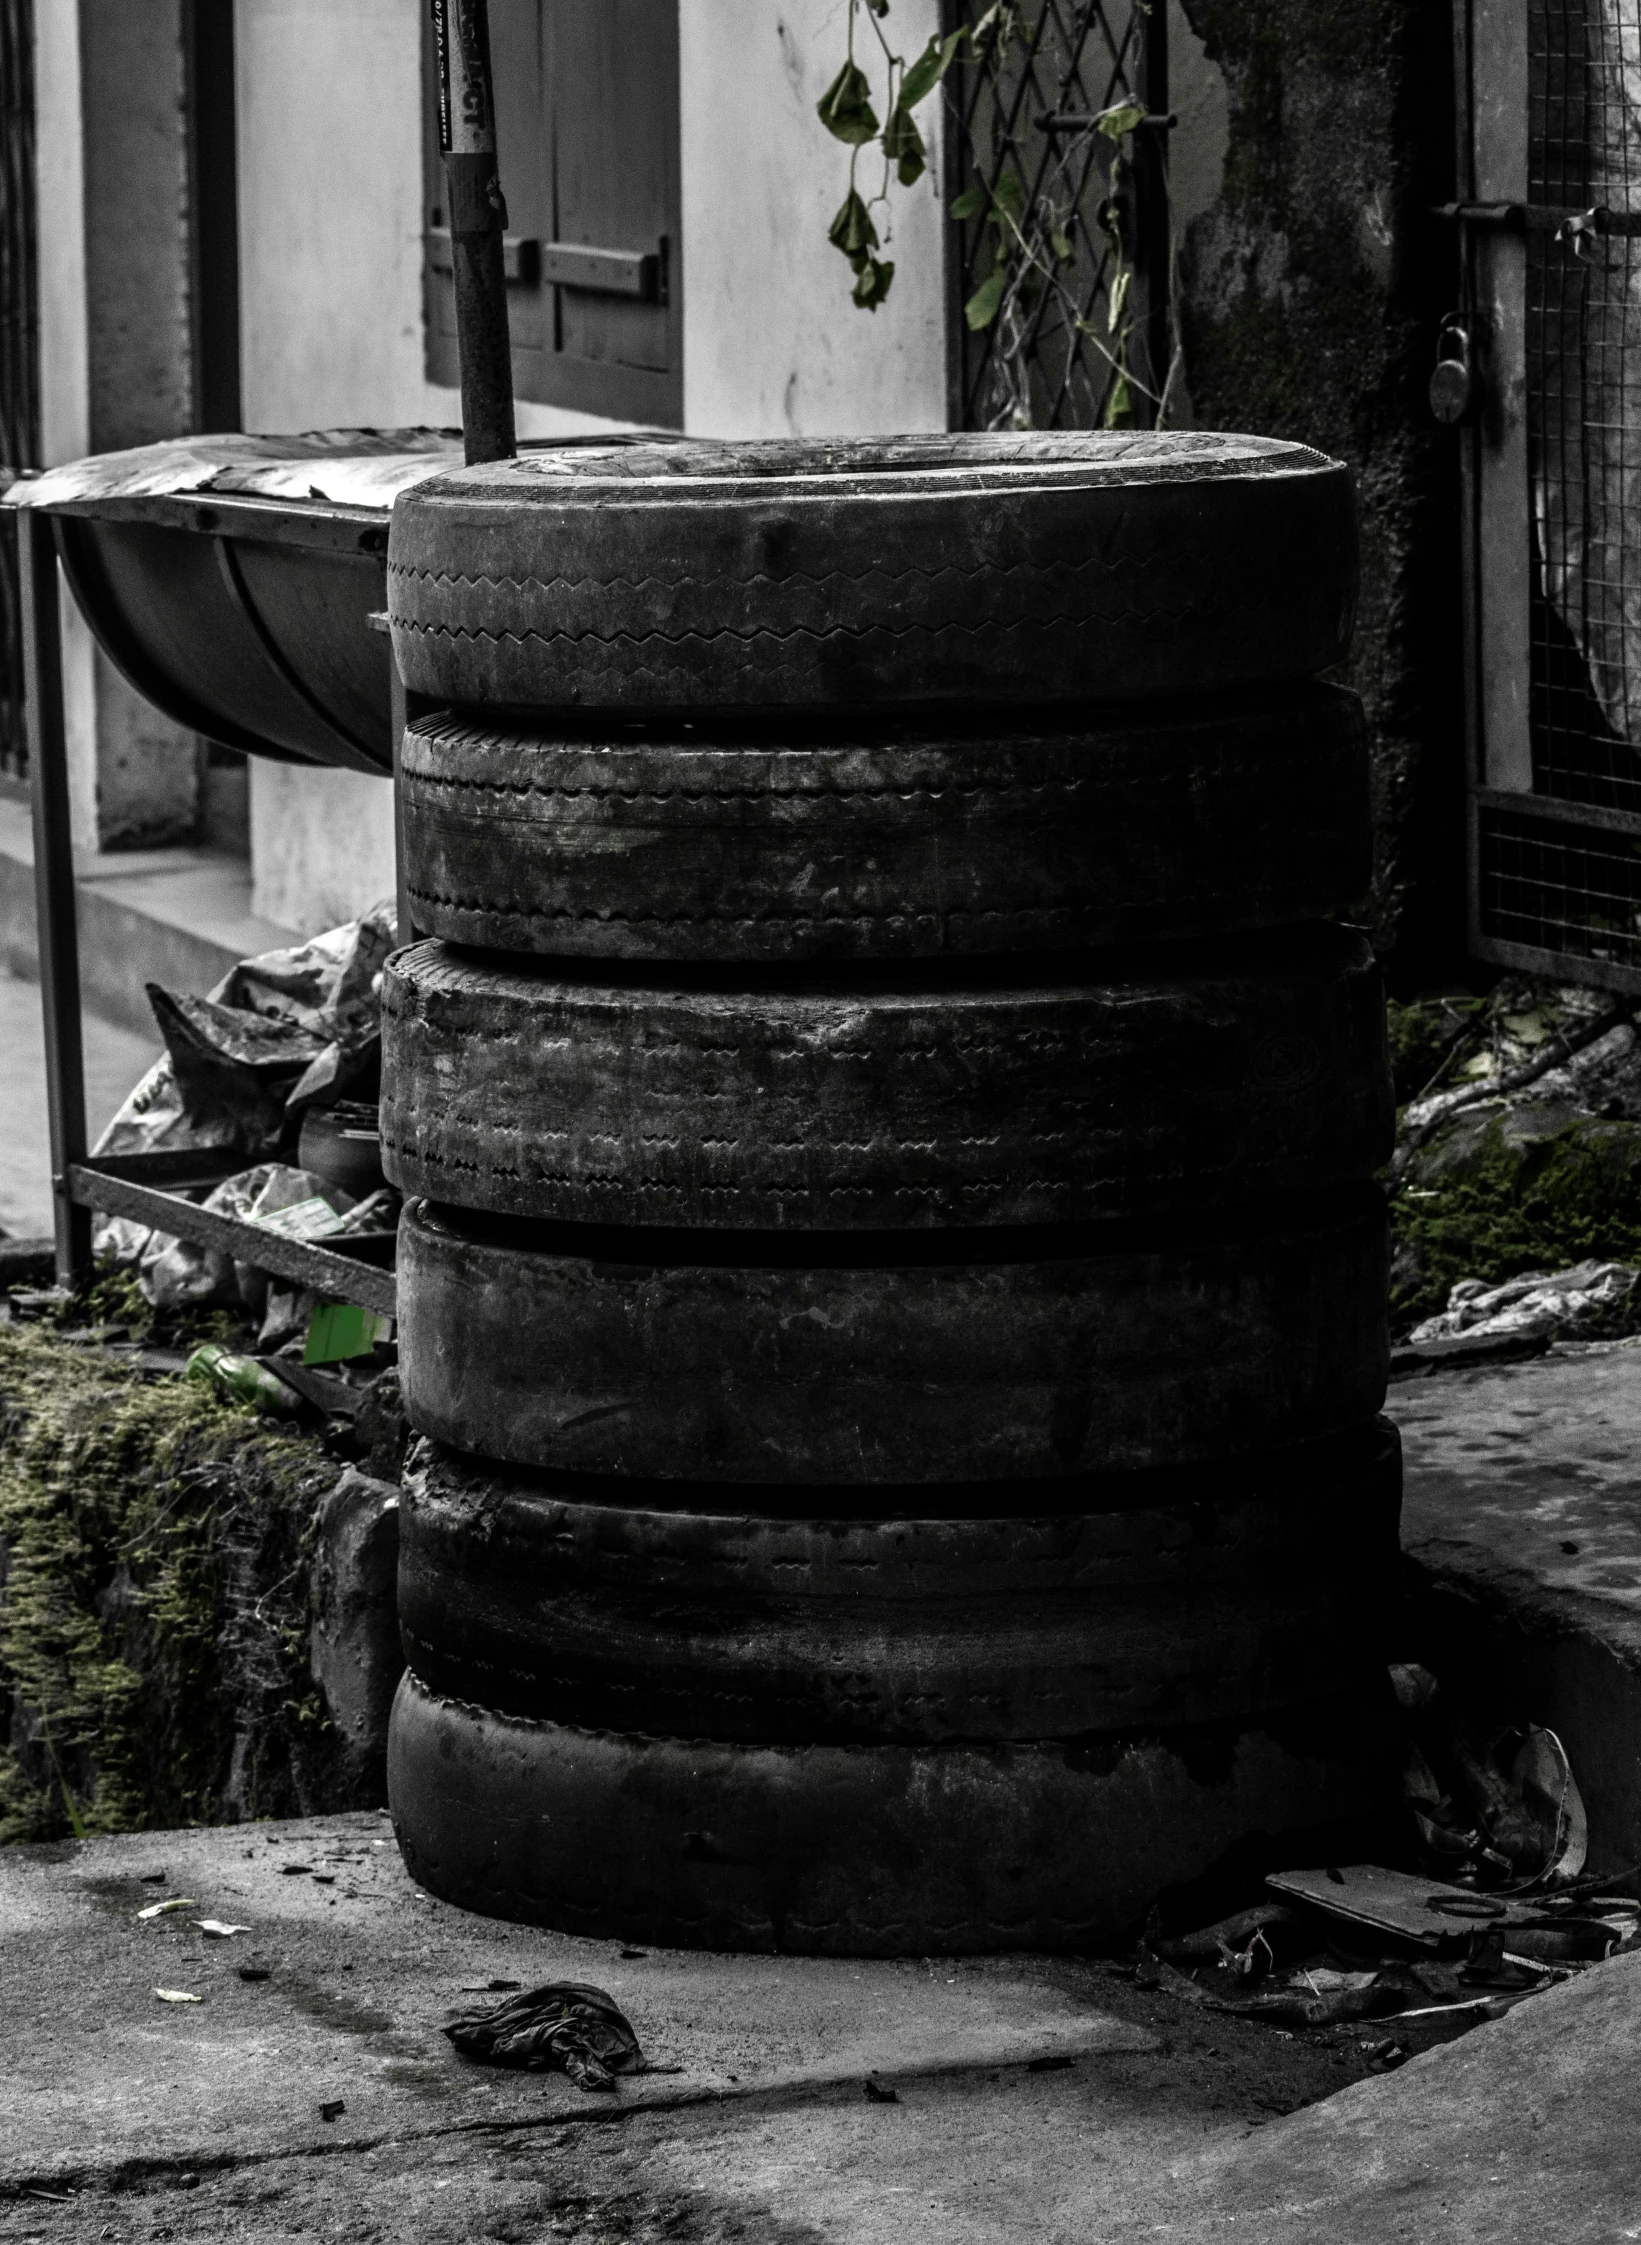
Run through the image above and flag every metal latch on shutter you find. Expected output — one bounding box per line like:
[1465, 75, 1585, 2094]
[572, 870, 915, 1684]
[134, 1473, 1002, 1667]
[426, 230, 662, 302]
[540, 243, 662, 301]
[425, 229, 539, 285]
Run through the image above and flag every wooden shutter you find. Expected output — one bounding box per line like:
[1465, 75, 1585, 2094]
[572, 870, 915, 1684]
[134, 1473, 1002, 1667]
[423, 0, 681, 427]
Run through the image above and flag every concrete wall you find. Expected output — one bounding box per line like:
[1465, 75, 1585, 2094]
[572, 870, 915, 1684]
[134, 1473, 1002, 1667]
[34, 0, 201, 853]
[679, 0, 948, 438]
[1177, 0, 1461, 988]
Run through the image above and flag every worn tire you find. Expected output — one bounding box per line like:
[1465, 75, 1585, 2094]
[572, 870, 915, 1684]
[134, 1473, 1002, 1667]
[398, 686, 1371, 961]
[388, 1673, 1401, 1954]
[396, 1193, 1389, 1483]
[398, 1422, 1402, 1744]
[381, 928, 1392, 1231]
[387, 432, 1357, 714]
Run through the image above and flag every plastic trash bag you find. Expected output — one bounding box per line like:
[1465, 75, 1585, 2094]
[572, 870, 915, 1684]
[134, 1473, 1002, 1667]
[444, 1983, 655, 2092]
[95, 904, 397, 1166]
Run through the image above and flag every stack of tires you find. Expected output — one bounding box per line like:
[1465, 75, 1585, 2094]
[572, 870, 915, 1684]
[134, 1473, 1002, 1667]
[381, 432, 1400, 1955]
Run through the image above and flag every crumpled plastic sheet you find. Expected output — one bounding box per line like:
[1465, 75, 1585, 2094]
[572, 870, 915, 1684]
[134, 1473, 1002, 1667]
[444, 1982, 656, 2093]
[1408, 1259, 1640, 1346]
[93, 908, 398, 1297]
[133, 1163, 354, 1312]
[95, 904, 397, 1168]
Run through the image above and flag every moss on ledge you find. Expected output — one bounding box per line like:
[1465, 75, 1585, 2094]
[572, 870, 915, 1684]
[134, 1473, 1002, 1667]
[1391, 1104, 1641, 1332]
[0, 1323, 345, 1844]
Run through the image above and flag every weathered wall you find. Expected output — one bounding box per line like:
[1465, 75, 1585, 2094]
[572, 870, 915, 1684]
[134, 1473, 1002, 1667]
[679, 0, 948, 438]
[1178, 0, 1463, 990]
[33, 0, 200, 851]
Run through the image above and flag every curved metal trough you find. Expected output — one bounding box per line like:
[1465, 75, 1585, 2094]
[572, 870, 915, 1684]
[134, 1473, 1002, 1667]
[10, 428, 474, 773]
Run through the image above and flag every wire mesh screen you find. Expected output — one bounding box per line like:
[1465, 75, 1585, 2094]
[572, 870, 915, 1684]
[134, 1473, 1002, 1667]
[1479, 803, 1641, 973]
[1526, 0, 1641, 812]
[0, 0, 37, 783]
[945, 0, 1167, 431]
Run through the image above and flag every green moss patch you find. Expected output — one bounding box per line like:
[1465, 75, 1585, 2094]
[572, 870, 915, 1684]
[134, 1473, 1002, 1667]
[0, 1325, 342, 1844]
[1391, 1103, 1641, 1331]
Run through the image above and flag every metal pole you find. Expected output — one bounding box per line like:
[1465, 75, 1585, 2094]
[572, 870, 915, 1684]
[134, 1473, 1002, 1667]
[431, 0, 517, 464]
[19, 511, 92, 1290]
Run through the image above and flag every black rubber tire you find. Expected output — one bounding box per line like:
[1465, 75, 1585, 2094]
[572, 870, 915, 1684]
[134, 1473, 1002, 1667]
[398, 686, 1371, 962]
[398, 1421, 1402, 1744]
[388, 1673, 1401, 1954]
[386, 432, 1357, 714]
[395, 1193, 1389, 1483]
[380, 927, 1392, 1231]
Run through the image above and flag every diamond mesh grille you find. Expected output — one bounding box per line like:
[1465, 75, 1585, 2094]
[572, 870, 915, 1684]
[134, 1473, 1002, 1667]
[945, 0, 1167, 431]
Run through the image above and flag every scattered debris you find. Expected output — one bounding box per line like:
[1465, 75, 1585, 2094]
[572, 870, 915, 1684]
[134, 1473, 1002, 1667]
[1026, 2054, 1076, 2073]
[444, 1981, 663, 2092]
[1138, 1667, 1627, 2064]
[863, 2078, 900, 2103]
[136, 1897, 197, 1920]
[238, 1965, 272, 1983]
[184, 1342, 306, 1419]
[1264, 1866, 1545, 1950]
[154, 1988, 203, 2004]
[195, 1920, 251, 1938]
[1409, 1261, 1639, 1348]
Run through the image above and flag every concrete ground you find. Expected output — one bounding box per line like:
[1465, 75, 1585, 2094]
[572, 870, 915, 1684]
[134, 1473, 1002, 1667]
[0, 973, 159, 1239]
[4, 1811, 1639, 2244]
[1393, 1341, 1641, 1871]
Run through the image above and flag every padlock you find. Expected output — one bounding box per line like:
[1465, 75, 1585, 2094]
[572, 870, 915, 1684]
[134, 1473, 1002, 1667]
[1429, 316, 1475, 426]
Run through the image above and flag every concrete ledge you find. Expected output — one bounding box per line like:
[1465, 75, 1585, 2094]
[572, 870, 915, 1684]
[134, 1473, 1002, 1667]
[1391, 1344, 1641, 1869]
[0, 797, 296, 1034]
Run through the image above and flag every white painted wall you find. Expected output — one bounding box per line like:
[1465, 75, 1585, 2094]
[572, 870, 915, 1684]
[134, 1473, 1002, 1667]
[233, 0, 648, 931]
[679, 0, 948, 438]
[248, 761, 399, 937]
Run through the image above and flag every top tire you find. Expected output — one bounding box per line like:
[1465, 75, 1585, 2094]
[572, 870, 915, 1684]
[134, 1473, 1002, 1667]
[387, 432, 1358, 715]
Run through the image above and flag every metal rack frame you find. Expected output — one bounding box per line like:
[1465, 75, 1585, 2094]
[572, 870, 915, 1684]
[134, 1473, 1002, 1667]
[17, 501, 407, 1317]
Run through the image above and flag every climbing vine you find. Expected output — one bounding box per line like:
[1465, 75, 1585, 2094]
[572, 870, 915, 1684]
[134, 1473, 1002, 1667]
[815, 1, 964, 310]
[818, 0, 1179, 431]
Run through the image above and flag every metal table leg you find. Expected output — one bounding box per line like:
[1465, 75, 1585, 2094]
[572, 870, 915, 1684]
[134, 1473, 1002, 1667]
[19, 509, 93, 1291]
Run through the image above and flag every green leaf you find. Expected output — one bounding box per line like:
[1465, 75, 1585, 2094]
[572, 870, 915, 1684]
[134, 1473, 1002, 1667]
[1096, 100, 1146, 141]
[964, 264, 1008, 330]
[817, 59, 880, 146]
[1050, 228, 1074, 263]
[1107, 266, 1131, 332]
[828, 187, 880, 270]
[989, 169, 1026, 226]
[883, 102, 927, 186]
[950, 182, 986, 220]
[900, 28, 964, 109]
[853, 255, 896, 310]
[1103, 370, 1136, 427]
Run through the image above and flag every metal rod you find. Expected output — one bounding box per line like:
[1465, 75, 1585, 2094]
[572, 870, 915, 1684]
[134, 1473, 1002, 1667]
[431, 0, 516, 463]
[69, 1162, 397, 1317]
[19, 507, 92, 1290]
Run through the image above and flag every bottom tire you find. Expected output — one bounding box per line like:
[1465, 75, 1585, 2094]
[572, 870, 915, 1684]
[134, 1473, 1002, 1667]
[389, 1671, 1401, 1955]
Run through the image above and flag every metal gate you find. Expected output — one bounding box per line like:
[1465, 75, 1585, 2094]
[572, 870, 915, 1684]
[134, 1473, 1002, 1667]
[943, 0, 1171, 431]
[1464, 0, 1641, 989]
[0, 0, 37, 782]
